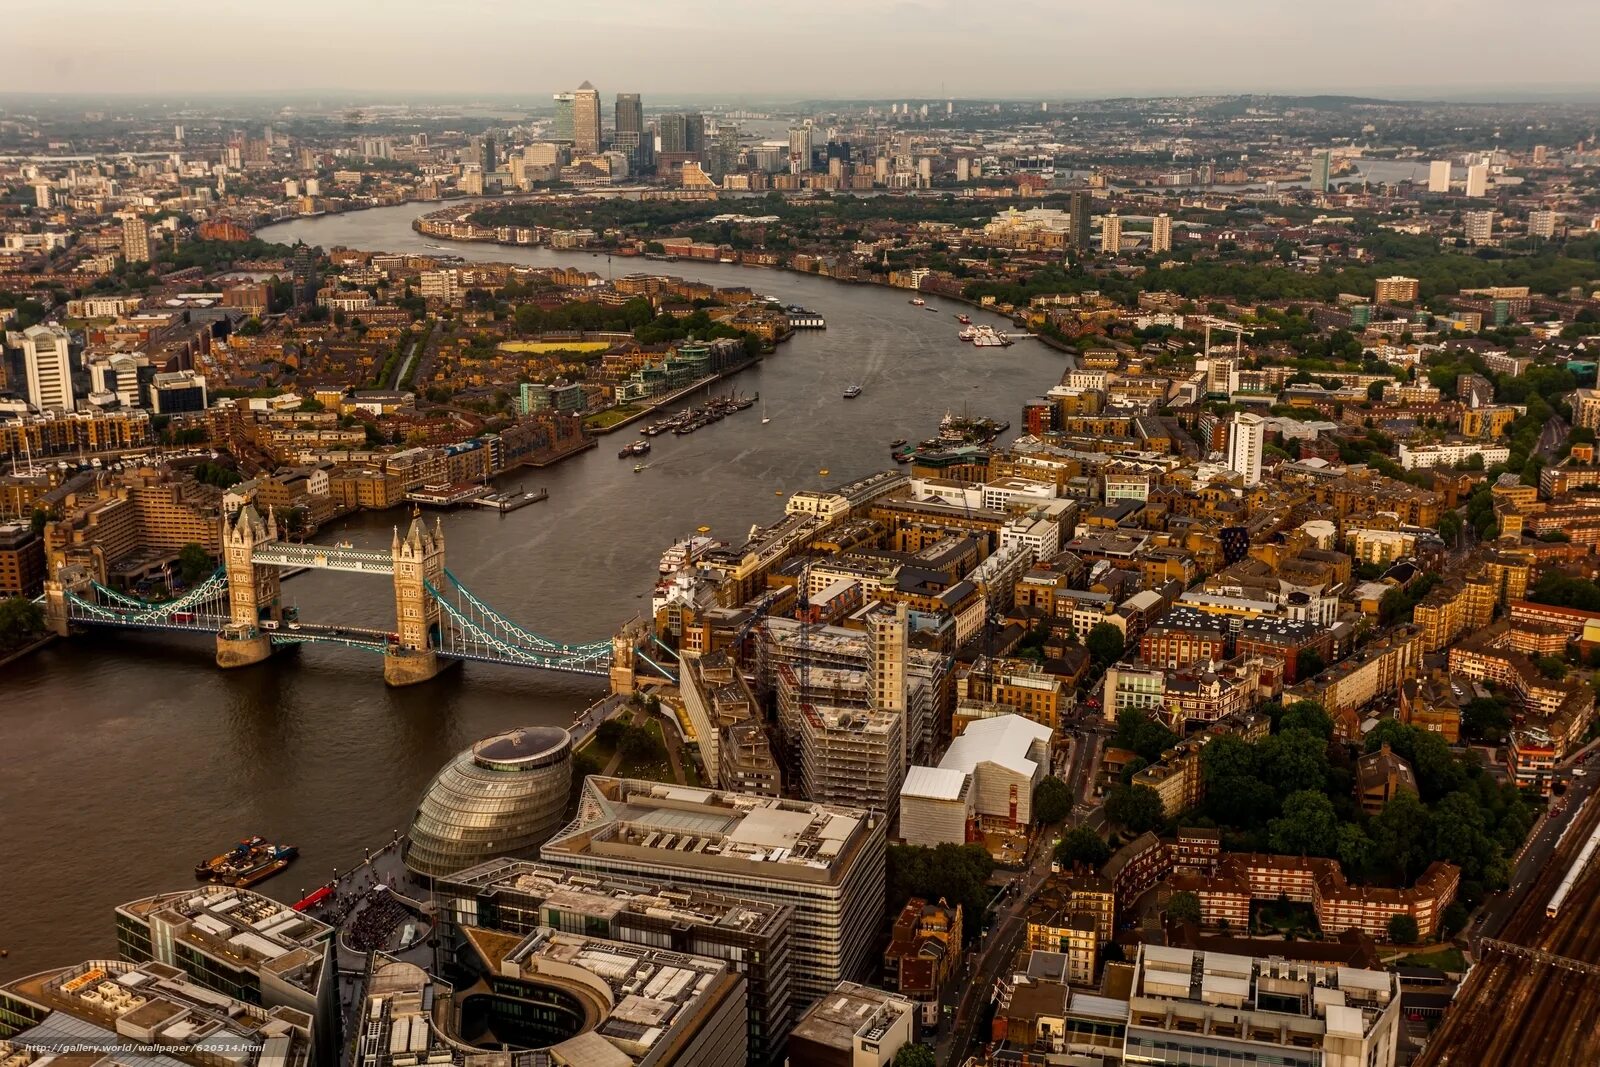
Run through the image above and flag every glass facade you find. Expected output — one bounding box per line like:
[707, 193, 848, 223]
[404, 727, 572, 880]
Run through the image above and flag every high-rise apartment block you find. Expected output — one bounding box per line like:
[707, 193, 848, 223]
[1528, 208, 1557, 239]
[1100, 211, 1122, 254]
[1226, 413, 1265, 487]
[1310, 149, 1331, 192]
[1374, 276, 1420, 304]
[1151, 212, 1172, 253]
[1465, 161, 1489, 198]
[1069, 189, 1092, 252]
[121, 214, 151, 263]
[1428, 159, 1452, 193]
[1465, 210, 1496, 245]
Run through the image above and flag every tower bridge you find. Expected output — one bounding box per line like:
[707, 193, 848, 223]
[43, 504, 670, 689]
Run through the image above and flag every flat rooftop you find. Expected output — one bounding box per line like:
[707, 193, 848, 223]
[542, 777, 875, 885]
[435, 858, 790, 937]
[117, 887, 333, 994]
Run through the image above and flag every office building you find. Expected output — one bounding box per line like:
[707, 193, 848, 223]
[0, 957, 318, 1067]
[22, 324, 74, 412]
[1150, 212, 1172, 254]
[786, 982, 916, 1067]
[1100, 211, 1122, 254]
[121, 214, 151, 263]
[1427, 159, 1452, 193]
[364, 928, 748, 1067]
[1310, 150, 1331, 192]
[150, 370, 209, 414]
[615, 92, 648, 169]
[1069, 189, 1092, 252]
[114, 886, 337, 1065]
[433, 859, 792, 1066]
[721, 718, 781, 797]
[1226, 413, 1265, 487]
[1465, 210, 1497, 246]
[1373, 276, 1419, 304]
[1465, 161, 1489, 198]
[572, 81, 602, 153]
[403, 726, 572, 879]
[552, 92, 575, 142]
[659, 111, 704, 155]
[1125, 946, 1401, 1067]
[541, 777, 887, 1006]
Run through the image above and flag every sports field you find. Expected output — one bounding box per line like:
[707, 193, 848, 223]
[499, 340, 611, 354]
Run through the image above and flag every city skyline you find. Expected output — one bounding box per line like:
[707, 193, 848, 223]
[4, 0, 1599, 99]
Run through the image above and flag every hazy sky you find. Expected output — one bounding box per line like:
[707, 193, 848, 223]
[7, 0, 1598, 100]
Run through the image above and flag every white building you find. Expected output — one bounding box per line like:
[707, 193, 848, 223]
[1427, 160, 1452, 193]
[1397, 441, 1510, 470]
[1125, 945, 1401, 1067]
[1465, 161, 1489, 198]
[1226, 413, 1265, 487]
[899, 714, 1052, 845]
[1100, 212, 1122, 254]
[1465, 210, 1497, 246]
[22, 324, 74, 412]
[1000, 515, 1061, 562]
[1150, 212, 1172, 253]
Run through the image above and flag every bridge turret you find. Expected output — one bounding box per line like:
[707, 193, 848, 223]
[385, 514, 448, 686]
[216, 503, 280, 669]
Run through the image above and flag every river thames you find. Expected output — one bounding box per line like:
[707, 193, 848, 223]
[0, 201, 1068, 976]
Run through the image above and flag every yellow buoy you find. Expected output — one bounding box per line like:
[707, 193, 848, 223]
[818, 468, 830, 477]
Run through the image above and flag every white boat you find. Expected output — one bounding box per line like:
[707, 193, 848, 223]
[761, 398, 770, 424]
[970, 325, 1013, 347]
[958, 326, 979, 341]
[909, 297, 926, 306]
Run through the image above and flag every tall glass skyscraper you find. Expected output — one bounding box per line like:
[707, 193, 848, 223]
[552, 91, 575, 143]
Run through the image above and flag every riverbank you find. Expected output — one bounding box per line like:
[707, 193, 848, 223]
[582, 357, 764, 436]
[0, 631, 56, 669]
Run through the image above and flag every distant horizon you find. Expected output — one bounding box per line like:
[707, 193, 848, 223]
[4, 0, 1596, 102]
[3, 87, 1599, 110]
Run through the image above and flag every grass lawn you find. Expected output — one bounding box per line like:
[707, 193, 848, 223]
[1394, 947, 1468, 972]
[499, 341, 612, 354]
[583, 406, 642, 430]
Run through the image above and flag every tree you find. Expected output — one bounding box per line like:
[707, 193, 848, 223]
[1295, 649, 1325, 681]
[1086, 622, 1126, 669]
[1255, 729, 1331, 799]
[177, 543, 213, 584]
[1115, 709, 1179, 763]
[1387, 914, 1419, 945]
[1166, 891, 1202, 925]
[887, 843, 995, 945]
[1372, 790, 1433, 883]
[0, 595, 45, 646]
[30, 508, 47, 535]
[1107, 784, 1166, 834]
[1268, 790, 1340, 857]
[618, 724, 663, 764]
[1280, 700, 1333, 740]
[893, 1046, 936, 1067]
[1033, 776, 1072, 825]
[1055, 827, 1111, 871]
[1462, 697, 1511, 743]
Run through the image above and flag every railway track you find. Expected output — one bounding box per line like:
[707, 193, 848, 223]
[1419, 795, 1600, 1066]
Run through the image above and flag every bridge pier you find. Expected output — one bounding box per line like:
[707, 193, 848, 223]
[44, 566, 91, 637]
[216, 625, 275, 669]
[383, 647, 453, 687]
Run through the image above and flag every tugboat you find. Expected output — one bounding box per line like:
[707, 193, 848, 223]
[890, 438, 908, 449]
[843, 385, 862, 399]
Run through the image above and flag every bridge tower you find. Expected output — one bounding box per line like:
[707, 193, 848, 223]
[43, 564, 93, 637]
[216, 504, 281, 669]
[385, 515, 447, 687]
[609, 621, 639, 696]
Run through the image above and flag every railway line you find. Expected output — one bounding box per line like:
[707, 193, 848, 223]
[1419, 793, 1600, 1065]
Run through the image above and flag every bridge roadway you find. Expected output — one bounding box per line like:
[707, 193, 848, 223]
[252, 542, 395, 574]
